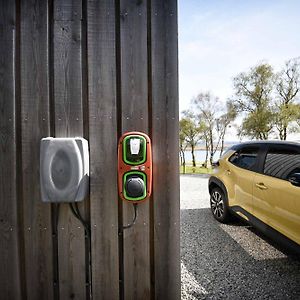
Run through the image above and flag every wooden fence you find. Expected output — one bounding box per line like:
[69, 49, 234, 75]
[0, 0, 180, 299]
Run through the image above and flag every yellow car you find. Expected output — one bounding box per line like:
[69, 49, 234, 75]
[209, 141, 300, 253]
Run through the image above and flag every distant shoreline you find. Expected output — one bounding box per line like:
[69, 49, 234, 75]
[185, 145, 230, 151]
[184, 140, 300, 152]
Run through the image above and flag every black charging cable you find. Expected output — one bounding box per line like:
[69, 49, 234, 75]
[122, 203, 138, 230]
[69, 202, 91, 237]
[69, 202, 92, 297]
[70, 201, 138, 232]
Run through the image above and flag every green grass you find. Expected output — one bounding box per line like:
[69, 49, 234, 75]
[180, 164, 213, 174]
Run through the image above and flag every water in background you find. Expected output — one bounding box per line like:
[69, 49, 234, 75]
[182, 149, 221, 163]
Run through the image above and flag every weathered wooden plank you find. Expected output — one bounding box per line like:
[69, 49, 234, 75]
[87, 1, 119, 299]
[120, 1, 151, 299]
[151, 1, 180, 299]
[53, 0, 87, 299]
[20, 1, 54, 299]
[0, 1, 22, 298]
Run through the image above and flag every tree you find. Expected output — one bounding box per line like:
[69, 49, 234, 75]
[179, 119, 189, 174]
[239, 109, 274, 140]
[233, 63, 275, 140]
[193, 92, 220, 166]
[193, 93, 236, 165]
[216, 100, 237, 157]
[199, 121, 210, 167]
[180, 111, 202, 168]
[274, 57, 300, 140]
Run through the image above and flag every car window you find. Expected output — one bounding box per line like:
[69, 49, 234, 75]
[229, 147, 259, 171]
[263, 147, 300, 180]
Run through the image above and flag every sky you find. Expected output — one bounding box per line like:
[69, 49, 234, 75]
[178, 0, 300, 116]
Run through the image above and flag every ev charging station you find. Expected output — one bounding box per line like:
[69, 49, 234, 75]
[118, 132, 152, 202]
[39, 132, 151, 231]
[40, 132, 152, 205]
[40, 137, 89, 203]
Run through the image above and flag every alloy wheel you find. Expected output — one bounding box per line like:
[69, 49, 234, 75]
[211, 190, 224, 219]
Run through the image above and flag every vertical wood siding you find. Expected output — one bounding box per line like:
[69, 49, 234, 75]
[21, 1, 54, 299]
[0, 1, 22, 298]
[0, 0, 179, 299]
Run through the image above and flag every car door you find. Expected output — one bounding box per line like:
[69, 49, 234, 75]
[227, 146, 260, 214]
[253, 145, 300, 244]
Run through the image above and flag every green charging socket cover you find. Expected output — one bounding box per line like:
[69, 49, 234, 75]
[123, 171, 147, 201]
[123, 135, 147, 165]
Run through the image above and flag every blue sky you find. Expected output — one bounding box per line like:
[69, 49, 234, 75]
[178, 0, 300, 114]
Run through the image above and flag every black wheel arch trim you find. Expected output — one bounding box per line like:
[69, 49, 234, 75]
[231, 205, 300, 255]
[209, 176, 228, 199]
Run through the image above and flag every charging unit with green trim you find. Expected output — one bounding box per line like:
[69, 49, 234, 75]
[118, 132, 152, 203]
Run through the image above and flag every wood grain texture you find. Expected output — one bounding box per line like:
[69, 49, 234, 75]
[53, 0, 86, 299]
[120, 0, 151, 299]
[87, 0, 119, 299]
[0, 1, 22, 298]
[0, 1, 180, 297]
[20, 1, 54, 299]
[151, 0, 181, 299]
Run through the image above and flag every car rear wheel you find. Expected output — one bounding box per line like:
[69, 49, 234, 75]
[210, 187, 231, 223]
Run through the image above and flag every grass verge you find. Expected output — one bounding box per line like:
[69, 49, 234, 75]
[180, 165, 213, 174]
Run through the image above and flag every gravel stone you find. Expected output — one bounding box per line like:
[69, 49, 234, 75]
[180, 174, 300, 299]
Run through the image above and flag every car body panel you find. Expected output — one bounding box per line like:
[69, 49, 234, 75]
[227, 164, 255, 214]
[253, 173, 300, 245]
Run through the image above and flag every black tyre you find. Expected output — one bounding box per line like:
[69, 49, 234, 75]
[210, 187, 231, 223]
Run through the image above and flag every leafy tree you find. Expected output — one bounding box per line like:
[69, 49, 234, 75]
[180, 111, 202, 168]
[179, 119, 189, 173]
[193, 93, 236, 165]
[274, 57, 300, 140]
[193, 92, 220, 166]
[199, 121, 210, 167]
[216, 100, 237, 157]
[239, 109, 274, 140]
[233, 63, 275, 140]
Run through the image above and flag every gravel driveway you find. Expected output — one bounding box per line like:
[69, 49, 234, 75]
[180, 174, 300, 300]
